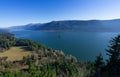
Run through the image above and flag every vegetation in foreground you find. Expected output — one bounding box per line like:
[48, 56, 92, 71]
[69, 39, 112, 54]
[0, 32, 120, 77]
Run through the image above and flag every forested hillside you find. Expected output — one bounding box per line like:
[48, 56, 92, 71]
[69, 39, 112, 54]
[0, 32, 120, 77]
[0, 32, 92, 77]
[0, 32, 47, 52]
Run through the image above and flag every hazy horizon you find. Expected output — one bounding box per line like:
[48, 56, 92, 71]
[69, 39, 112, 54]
[1, 0, 120, 28]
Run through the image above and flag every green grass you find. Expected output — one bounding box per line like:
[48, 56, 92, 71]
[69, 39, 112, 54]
[0, 46, 32, 61]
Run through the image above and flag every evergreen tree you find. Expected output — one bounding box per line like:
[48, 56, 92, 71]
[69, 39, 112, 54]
[94, 53, 104, 76]
[106, 35, 120, 75]
[94, 53, 104, 70]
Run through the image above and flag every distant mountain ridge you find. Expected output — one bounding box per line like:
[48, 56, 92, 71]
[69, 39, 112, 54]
[9, 19, 120, 32]
[0, 28, 10, 32]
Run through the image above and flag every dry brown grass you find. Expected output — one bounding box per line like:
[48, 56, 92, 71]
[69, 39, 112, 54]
[0, 47, 32, 61]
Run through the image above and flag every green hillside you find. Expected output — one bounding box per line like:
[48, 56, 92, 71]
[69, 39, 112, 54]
[0, 32, 120, 77]
[0, 32, 92, 77]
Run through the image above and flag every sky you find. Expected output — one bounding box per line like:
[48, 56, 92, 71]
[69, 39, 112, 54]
[0, 0, 120, 27]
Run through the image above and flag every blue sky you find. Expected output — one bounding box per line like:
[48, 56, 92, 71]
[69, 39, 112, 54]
[0, 0, 120, 27]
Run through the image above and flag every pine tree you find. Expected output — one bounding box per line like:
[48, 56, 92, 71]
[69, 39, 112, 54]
[94, 53, 104, 76]
[94, 53, 104, 70]
[106, 35, 120, 75]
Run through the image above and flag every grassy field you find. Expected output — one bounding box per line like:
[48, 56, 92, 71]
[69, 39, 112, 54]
[0, 47, 32, 61]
